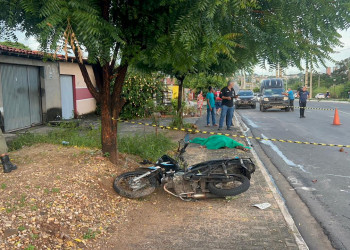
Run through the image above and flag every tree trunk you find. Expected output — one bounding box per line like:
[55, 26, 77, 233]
[177, 76, 184, 113]
[174, 75, 185, 127]
[76, 59, 128, 164]
[101, 97, 118, 163]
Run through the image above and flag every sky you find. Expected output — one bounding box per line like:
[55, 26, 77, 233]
[254, 29, 350, 75]
[3, 28, 350, 76]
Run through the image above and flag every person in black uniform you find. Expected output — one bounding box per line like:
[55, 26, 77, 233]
[297, 86, 310, 118]
[218, 80, 237, 130]
[0, 129, 17, 173]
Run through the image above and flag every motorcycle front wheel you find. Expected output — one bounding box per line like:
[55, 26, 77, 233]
[113, 171, 157, 199]
[208, 174, 250, 197]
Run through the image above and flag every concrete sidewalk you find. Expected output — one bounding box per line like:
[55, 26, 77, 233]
[181, 111, 306, 249]
[103, 112, 307, 250]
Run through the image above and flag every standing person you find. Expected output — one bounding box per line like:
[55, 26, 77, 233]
[284, 88, 295, 111]
[297, 86, 310, 118]
[215, 88, 222, 115]
[188, 89, 194, 106]
[325, 91, 331, 99]
[197, 90, 204, 117]
[206, 86, 217, 127]
[0, 129, 17, 173]
[218, 80, 237, 130]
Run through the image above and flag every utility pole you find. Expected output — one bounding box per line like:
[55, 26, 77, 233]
[305, 61, 309, 87]
[318, 74, 320, 88]
[241, 70, 246, 89]
[310, 65, 313, 98]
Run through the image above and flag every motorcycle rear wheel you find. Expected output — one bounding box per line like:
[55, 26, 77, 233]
[208, 174, 250, 197]
[113, 171, 156, 199]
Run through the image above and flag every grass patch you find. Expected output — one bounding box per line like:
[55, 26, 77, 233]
[25, 245, 35, 250]
[118, 133, 176, 161]
[1, 183, 6, 189]
[8, 125, 101, 151]
[9, 125, 176, 162]
[19, 194, 27, 207]
[83, 229, 99, 239]
[31, 234, 39, 240]
[51, 188, 60, 193]
[18, 225, 26, 231]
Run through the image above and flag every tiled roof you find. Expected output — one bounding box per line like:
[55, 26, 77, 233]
[0, 45, 76, 62]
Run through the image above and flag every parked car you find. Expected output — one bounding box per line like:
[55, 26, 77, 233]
[235, 90, 256, 109]
[315, 93, 325, 99]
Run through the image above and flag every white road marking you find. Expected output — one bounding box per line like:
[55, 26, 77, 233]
[340, 190, 350, 193]
[287, 176, 303, 185]
[260, 133, 309, 173]
[244, 117, 259, 128]
[338, 110, 350, 116]
[327, 174, 350, 179]
[290, 187, 316, 191]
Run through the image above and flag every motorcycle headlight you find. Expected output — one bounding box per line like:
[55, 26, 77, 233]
[263, 97, 269, 101]
[283, 96, 288, 101]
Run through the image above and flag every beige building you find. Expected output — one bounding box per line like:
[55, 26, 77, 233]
[0, 45, 96, 132]
[59, 62, 96, 117]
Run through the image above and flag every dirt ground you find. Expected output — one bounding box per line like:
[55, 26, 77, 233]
[0, 144, 141, 249]
[0, 133, 298, 249]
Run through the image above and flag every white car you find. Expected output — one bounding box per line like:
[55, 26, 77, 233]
[315, 93, 325, 99]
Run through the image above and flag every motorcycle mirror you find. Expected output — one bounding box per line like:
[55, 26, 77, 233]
[184, 134, 190, 143]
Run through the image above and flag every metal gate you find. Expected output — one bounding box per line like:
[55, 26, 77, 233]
[0, 64, 41, 132]
[60, 75, 74, 119]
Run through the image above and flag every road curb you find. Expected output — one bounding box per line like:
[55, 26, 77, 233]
[234, 112, 309, 250]
[309, 99, 350, 104]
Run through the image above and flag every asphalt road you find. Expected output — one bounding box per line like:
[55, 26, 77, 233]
[237, 100, 350, 250]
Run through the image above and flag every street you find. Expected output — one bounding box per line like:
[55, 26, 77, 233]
[237, 100, 350, 249]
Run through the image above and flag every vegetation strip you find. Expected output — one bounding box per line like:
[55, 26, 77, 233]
[113, 118, 350, 148]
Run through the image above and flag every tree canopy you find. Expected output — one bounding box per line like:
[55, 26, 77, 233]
[0, 40, 31, 50]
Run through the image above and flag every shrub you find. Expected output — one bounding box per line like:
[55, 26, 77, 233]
[120, 73, 165, 119]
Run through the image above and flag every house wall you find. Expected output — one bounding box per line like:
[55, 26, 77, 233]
[0, 55, 61, 123]
[59, 62, 96, 116]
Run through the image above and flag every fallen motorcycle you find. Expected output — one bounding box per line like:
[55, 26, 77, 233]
[113, 135, 256, 200]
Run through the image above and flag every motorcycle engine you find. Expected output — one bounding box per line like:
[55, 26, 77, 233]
[170, 172, 196, 195]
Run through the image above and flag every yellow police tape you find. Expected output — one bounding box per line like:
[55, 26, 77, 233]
[113, 118, 350, 148]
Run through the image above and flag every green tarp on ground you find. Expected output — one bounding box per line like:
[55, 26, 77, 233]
[190, 135, 250, 150]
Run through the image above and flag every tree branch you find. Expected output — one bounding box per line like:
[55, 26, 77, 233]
[92, 61, 103, 92]
[111, 63, 128, 121]
[73, 47, 100, 102]
[110, 42, 121, 72]
[77, 62, 101, 102]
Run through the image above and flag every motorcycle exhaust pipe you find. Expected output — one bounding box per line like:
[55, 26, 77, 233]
[191, 193, 219, 199]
